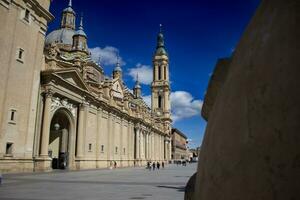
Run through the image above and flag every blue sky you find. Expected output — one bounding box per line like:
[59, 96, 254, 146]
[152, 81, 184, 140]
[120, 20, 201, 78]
[48, 0, 260, 148]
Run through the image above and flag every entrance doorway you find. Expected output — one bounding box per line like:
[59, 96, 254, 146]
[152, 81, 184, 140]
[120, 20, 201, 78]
[49, 109, 71, 169]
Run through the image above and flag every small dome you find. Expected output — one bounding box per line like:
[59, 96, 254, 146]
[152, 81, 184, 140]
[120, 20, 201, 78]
[135, 81, 141, 89]
[45, 28, 76, 46]
[63, 6, 75, 13]
[74, 29, 87, 38]
[114, 66, 122, 72]
[155, 47, 168, 56]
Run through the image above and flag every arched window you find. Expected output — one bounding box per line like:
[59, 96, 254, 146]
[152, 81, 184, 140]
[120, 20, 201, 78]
[158, 95, 162, 108]
[164, 65, 167, 79]
[158, 65, 162, 80]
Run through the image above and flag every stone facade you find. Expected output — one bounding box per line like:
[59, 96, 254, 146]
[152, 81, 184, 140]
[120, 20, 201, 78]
[0, 0, 172, 173]
[171, 128, 188, 161]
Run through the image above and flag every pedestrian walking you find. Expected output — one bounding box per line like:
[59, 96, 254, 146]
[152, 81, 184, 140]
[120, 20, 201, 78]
[114, 161, 117, 168]
[157, 162, 160, 170]
[152, 162, 156, 170]
[162, 161, 165, 169]
[147, 161, 150, 170]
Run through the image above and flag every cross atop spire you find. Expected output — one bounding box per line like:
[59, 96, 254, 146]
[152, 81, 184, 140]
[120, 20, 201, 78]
[79, 14, 84, 30]
[114, 55, 122, 72]
[97, 56, 101, 65]
[134, 73, 141, 88]
[155, 24, 168, 56]
[74, 13, 87, 37]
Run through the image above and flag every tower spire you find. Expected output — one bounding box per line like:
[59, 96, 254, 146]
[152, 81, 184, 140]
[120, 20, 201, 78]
[155, 24, 168, 55]
[61, 0, 75, 29]
[74, 13, 87, 37]
[133, 73, 141, 98]
[79, 14, 84, 30]
[114, 55, 122, 72]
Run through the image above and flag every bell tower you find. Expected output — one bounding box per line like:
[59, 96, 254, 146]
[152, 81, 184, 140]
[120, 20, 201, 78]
[151, 25, 172, 133]
[61, 0, 76, 30]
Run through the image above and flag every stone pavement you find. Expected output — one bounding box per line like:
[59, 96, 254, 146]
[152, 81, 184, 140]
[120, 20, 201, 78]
[0, 163, 197, 200]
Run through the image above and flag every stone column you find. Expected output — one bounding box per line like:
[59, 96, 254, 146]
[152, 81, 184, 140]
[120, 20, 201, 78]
[166, 65, 169, 81]
[40, 90, 53, 158]
[146, 133, 149, 159]
[127, 122, 130, 160]
[110, 114, 115, 161]
[96, 108, 102, 168]
[161, 135, 164, 160]
[140, 131, 144, 159]
[152, 134, 154, 160]
[164, 91, 168, 112]
[135, 127, 140, 160]
[60, 129, 68, 153]
[76, 102, 87, 158]
[164, 138, 168, 160]
[161, 64, 165, 80]
[169, 138, 172, 161]
[120, 118, 123, 163]
[129, 122, 132, 160]
[149, 133, 151, 159]
[107, 113, 112, 163]
[144, 132, 146, 160]
[155, 65, 159, 81]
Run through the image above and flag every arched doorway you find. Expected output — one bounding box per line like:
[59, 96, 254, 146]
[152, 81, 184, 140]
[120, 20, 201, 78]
[49, 109, 73, 169]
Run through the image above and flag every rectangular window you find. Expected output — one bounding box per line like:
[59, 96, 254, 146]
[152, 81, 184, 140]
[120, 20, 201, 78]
[158, 65, 162, 80]
[16, 48, 24, 63]
[18, 49, 23, 59]
[115, 147, 118, 154]
[10, 110, 15, 121]
[101, 145, 104, 152]
[24, 9, 30, 22]
[158, 96, 162, 108]
[9, 109, 16, 124]
[88, 143, 92, 151]
[123, 148, 126, 155]
[6, 143, 13, 155]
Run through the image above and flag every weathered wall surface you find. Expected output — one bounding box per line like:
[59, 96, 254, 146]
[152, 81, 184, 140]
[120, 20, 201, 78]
[201, 58, 231, 121]
[194, 0, 300, 199]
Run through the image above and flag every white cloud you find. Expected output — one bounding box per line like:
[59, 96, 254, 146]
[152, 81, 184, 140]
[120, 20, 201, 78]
[140, 91, 202, 122]
[89, 46, 125, 66]
[128, 63, 153, 85]
[171, 91, 203, 122]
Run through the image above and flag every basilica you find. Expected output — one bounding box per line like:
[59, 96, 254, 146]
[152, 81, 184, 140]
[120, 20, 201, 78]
[0, 0, 172, 172]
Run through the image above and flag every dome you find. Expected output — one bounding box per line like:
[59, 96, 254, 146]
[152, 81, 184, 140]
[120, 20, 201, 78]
[63, 6, 75, 13]
[74, 29, 87, 38]
[114, 66, 122, 72]
[155, 47, 168, 56]
[134, 81, 141, 89]
[45, 28, 76, 46]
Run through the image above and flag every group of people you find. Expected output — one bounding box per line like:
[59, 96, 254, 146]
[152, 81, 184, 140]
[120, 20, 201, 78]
[174, 160, 189, 166]
[147, 161, 165, 170]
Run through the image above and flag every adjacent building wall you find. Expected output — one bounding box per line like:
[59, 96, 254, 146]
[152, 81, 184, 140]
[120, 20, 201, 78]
[193, 0, 299, 199]
[0, 0, 52, 172]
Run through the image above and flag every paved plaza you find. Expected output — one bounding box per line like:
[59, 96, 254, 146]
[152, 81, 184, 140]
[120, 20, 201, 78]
[0, 163, 197, 200]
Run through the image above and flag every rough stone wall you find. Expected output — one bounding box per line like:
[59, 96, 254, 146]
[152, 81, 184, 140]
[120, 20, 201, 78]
[193, 0, 300, 199]
[201, 58, 231, 121]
